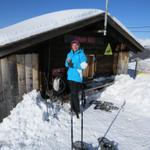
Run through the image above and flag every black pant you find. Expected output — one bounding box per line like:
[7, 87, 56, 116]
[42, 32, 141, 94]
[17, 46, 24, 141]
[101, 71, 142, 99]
[68, 81, 82, 114]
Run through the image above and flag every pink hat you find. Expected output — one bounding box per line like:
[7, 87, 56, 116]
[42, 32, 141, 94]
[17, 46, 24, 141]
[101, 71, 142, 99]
[71, 40, 80, 46]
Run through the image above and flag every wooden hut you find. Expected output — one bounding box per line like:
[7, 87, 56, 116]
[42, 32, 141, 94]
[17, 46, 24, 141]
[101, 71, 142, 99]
[0, 9, 144, 121]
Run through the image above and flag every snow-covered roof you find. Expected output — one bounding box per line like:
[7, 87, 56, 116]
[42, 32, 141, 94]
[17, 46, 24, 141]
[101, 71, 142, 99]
[0, 9, 144, 49]
[0, 9, 104, 46]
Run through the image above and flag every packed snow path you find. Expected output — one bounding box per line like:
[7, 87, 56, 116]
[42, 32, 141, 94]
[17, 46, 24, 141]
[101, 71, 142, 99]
[0, 75, 150, 150]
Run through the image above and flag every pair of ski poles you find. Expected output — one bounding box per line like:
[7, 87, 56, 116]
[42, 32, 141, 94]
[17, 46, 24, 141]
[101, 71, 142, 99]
[71, 87, 86, 150]
[71, 96, 126, 150]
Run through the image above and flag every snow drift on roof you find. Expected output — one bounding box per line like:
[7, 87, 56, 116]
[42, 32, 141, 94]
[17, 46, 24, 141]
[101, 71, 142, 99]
[0, 9, 143, 48]
[0, 9, 104, 46]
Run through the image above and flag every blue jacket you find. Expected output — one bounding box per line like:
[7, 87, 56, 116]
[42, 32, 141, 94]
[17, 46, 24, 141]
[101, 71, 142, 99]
[65, 49, 88, 83]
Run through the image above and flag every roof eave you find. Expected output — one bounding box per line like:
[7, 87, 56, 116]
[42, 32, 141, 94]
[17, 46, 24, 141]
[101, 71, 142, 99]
[0, 12, 145, 58]
[107, 16, 145, 52]
[0, 13, 105, 58]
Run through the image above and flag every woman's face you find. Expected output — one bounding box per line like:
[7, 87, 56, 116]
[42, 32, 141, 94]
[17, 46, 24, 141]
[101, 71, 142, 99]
[71, 43, 79, 51]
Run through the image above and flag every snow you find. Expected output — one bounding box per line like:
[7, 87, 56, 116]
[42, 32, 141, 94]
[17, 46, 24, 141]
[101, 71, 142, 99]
[0, 73, 150, 150]
[0, 9, 142, 48]
[0, 9, 103, 46]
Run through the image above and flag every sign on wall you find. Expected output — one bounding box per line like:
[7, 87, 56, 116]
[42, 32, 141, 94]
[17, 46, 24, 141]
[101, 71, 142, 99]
[64, 35, 96, 44]
[104, 43, 113, 55]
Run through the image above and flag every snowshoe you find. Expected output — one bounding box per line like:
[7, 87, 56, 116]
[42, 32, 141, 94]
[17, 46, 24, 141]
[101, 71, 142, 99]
[98, 137, 118, 150]
[73, 141, 89, 150]
[90, 100, 119, 112]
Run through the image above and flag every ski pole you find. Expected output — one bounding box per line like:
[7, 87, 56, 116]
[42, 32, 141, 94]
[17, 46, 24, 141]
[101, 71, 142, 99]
[71, 108, 73, 150]
[46, 99, 50, 121]
[81, 91, 84, 150]
[81, 86, 86, 150]
[99, 100, 126, 145]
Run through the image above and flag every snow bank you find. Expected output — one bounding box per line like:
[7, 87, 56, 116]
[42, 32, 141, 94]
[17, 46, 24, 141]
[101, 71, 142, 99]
[0, 75, 150, 150]
[0, 90, 72, 150]
[94, 75, 150, 150]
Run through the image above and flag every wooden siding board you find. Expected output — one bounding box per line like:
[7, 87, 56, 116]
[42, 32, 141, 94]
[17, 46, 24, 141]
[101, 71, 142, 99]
[17, 54, 26, 101]
[32, 53, 39, 90]
[8, 55, 19, 107]
[1, 57, 12, 115]
[25, 54, 33, 92]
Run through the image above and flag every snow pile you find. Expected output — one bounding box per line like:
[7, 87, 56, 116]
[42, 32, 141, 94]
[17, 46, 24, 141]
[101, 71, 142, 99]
[0, 75, 150, 150]
[0, 91, 72, 150]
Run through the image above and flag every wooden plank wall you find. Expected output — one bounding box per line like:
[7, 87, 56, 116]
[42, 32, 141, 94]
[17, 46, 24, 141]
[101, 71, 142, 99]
[96, 55, 114, 75]
[0, 53, 39, 122]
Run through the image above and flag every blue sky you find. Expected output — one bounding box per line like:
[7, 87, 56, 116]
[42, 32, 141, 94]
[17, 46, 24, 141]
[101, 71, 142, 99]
[0, 0, 150, 39]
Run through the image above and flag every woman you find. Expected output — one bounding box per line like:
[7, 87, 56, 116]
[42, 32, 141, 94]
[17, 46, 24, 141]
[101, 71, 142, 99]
[65, 40, 88, 118]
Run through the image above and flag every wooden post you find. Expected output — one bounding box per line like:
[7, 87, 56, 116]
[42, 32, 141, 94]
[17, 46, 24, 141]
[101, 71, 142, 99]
[0, 59, 3, 102]
[134, 58, 138, 78]
[113, 52, 118, 75]
[32, 53, 39, 90]
[0, 59, 7, 121]
[117, 51, 129, 74]
[17, 55, 26, 101]
[1, 57, 12, 115]
[25, 54, 33, 92]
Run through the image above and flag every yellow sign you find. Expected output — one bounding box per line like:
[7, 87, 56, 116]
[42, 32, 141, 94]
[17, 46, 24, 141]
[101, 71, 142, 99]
[104, 43, 113, 55]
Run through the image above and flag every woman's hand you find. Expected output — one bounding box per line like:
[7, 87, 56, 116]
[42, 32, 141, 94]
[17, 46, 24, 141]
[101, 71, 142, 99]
[67, 58, 71, 62]
[67, 59, 73, 68]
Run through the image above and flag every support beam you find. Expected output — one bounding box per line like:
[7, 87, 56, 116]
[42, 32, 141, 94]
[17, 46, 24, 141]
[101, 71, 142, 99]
[117, 51, 129, 74]
[0, 59, 3, 102]
[0, 59, 7, 121]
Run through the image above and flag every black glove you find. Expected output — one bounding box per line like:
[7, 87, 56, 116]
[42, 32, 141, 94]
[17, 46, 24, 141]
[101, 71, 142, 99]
[68, 61, 74, 68]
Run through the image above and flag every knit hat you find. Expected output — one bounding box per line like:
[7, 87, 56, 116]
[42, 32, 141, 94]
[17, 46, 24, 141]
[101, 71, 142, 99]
[71, 40, 80, 46]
